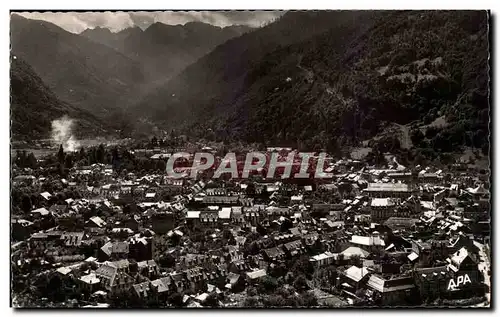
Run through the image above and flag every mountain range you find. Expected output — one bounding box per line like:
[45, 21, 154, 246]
[134, 10, 489, 156]
[10, 55, 106, 140]
[10, 14, 249, 122]
[10, 11, 490, 158]
[81, 22, 251, 82]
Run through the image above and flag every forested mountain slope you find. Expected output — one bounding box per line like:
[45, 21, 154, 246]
[10, 56, 105, 140]
[135, 11, 489, 157]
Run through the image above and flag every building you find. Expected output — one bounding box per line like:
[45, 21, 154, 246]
[310, 251, 337, 268]
[78, 273, 101, 293]
[350, 232, 385, 252]
[370, 198, 398, 222]
[341, 266, 371, 291]
[363, 183, 416, 198]
[366, 274, 415, 305]
[414, 247, 483, 302]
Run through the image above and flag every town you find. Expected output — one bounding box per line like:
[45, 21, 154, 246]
[10, 138, 491, 308]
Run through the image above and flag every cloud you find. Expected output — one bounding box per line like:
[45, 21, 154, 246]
[15, 11, 285, 33]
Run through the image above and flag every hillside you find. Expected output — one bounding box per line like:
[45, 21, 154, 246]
[81, 22, 252, 82]
[10, 14, 145, 117]
[135, 11, 489, 157]
[134, 11, 375, 123]
[10, 56, 106, 140]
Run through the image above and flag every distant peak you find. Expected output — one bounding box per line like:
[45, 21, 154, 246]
[147, 22, 168, 29]
[118, 26, 144, 34]
[81, 26, 113, 34]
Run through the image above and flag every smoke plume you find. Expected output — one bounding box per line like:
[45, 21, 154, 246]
[51, 115, 80, 152]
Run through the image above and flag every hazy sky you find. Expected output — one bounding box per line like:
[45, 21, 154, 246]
[16, 11, 285, 33]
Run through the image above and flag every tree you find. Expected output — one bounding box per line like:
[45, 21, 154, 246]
[351, 254, 362, 267]
[293, 274, 308, 291]
[21, 194, 32, 213]
[64, 154, 73, 169]
[78, 147, 86, 161]
[222, 228, 233, 241]
[291, 255, 314, 277]
[57, 145, 65, 165]
[264, 294, 287, 307]
[481, 143, 489, 156]
[167, 292, 183, 307]
[300, 292, 318, 307]
[410, 129, 425, 146]
[96, 144, 105, 163]
[258, 276, 279, 294]
[15, 150, 26, 167]
[111, 147, 120, 171]
[151, 136, 158, 147]
[159, 253, 176, 268]
[243, 296, 260, 307]
[26, 152, 37, 169]
[246, 286, 258, 297]
[204, 293, 219, 307]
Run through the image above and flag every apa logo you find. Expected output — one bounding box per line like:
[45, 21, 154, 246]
[447, 274, 471, 291]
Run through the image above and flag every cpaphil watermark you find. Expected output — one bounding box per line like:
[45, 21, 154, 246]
[164, 152, 334, 179]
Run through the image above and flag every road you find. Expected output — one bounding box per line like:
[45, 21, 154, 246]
[474, 241, 490, 306]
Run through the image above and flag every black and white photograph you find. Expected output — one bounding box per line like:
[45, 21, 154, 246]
[9, 8, 491, 309]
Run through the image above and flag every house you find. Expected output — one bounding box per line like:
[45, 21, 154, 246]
[184, 267, 206, 293]
[60, 232, 84, 247]
[87, 216, 107, 228]
[31, 207, 50, 218]
[226, 272, 245, 292]
[79, 273, 101, 293]
[150, 276, 174, 299]
[202, 196, 239, 205]
[49, 204, 68, 216]
[366, 274, 415, 305]
[228, 259, 250, 274]
[310, 251, 337, 268]
[145, 192, 157, 201]
[199, 210, 219, 226]
[170, 272, 186, 293]
[11, 218, 33, 241]
[413, 266, 453, 300]
[341, 246, 370, 259]
[132, 281, 153, 300]
[341, 266, 371, 291]
[129, 235, 154, 261]
[246, 269, 267, 283]
[99, 241, 129, 261]
[262, 246, 286, 262]
[137, 260, 160, 278]
[383, 217, 420, 232]
[231, 207, 245, 225]
[40, 191, 52, 201]
[283, 240, 306, 258]
[124, 214, 141, 232]
[350, 232, 385, 252]
[363, 183, 415, 198]
[13, 175, 36, 186]
[446, 247, 479, 276]
[186, 211, 201, 228]
[370, 198, 398, 222]
[218, 207, 232, 224]
[177, 254, 212, 270]
[465, 184, 490, 201]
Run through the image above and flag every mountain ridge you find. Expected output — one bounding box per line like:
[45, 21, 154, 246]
[10, 14, 146, 118]
[133, 11, 489, 158]
[81, 20, 252, 82]
[10, 55, 106, 140]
